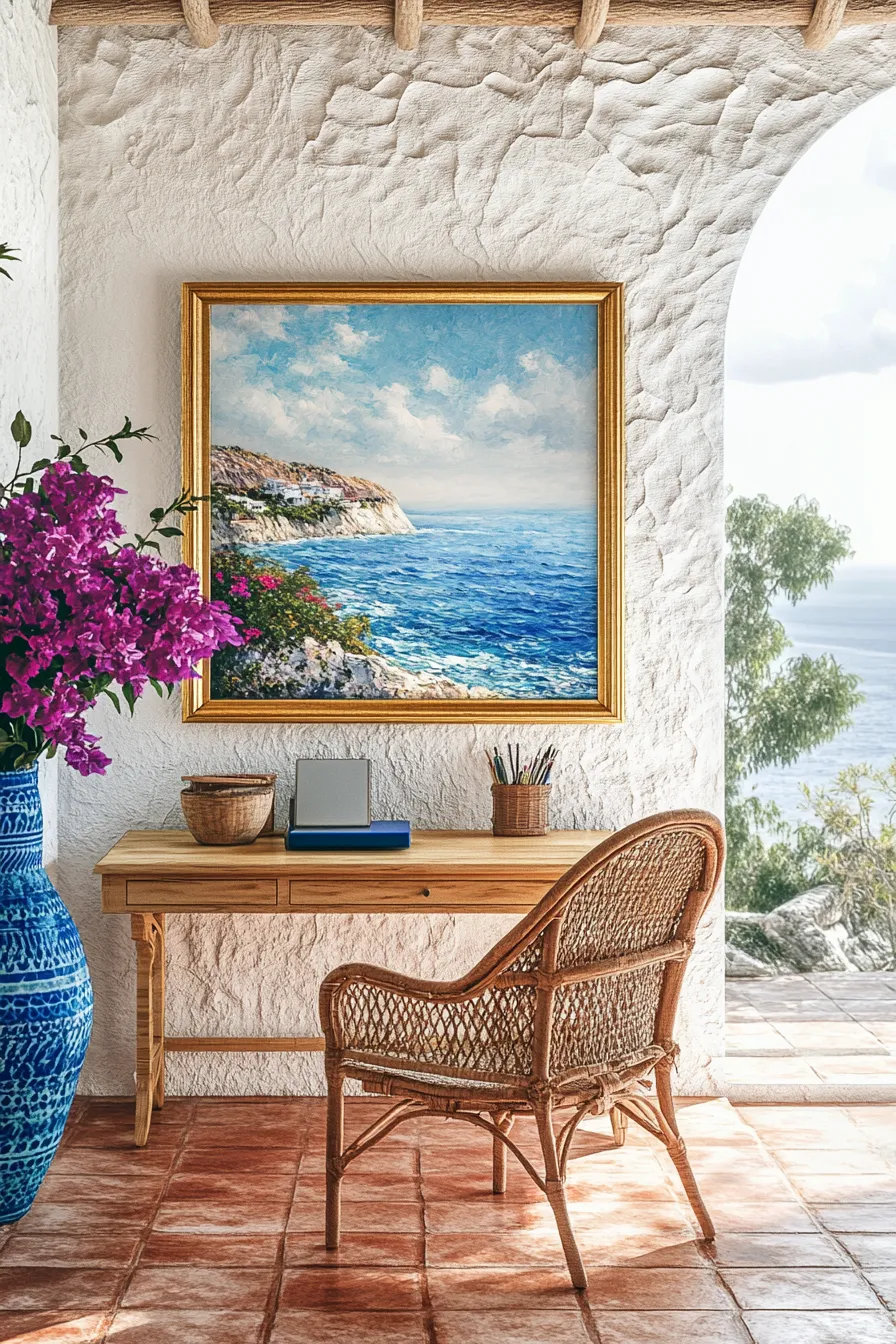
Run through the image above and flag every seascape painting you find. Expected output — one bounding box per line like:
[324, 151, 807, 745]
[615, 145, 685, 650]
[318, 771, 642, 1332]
[182, 284, 624, 723]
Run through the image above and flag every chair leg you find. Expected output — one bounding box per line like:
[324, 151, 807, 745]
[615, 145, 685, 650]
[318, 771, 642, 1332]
[492, 1111, 514, 1195]
[655, 1061, 715, 1240]
[610, 1106, 627, 1147]
[534, 1104, 587, 1291]
[325, 1065, 344, 1249]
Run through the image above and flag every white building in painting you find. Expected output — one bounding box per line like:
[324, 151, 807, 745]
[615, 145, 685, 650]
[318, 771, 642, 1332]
[262, 476, 345, 505]
[225, 493, 267, 514]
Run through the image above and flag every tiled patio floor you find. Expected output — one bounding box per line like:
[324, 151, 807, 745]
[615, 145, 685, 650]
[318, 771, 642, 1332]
[3, 1097, 896, 1342]
[726, 971, 896, 1099]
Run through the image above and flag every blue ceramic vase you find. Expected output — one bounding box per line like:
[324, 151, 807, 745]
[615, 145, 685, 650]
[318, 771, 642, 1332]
[0, 766, 93, 1222]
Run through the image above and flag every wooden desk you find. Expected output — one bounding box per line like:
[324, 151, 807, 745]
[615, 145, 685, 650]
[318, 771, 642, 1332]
[95, 828, 610, 1144]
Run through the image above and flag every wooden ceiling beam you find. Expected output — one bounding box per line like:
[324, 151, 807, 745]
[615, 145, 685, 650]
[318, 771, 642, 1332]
[575, 0, 611, 46]
[181, 0, 219, 43]
[394, 0, 423, 46]
[803, 0, 850, 45]
[48, 0, 896, 30]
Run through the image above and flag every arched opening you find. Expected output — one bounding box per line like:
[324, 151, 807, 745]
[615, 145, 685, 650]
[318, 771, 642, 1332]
[724, 89, 896, 1097]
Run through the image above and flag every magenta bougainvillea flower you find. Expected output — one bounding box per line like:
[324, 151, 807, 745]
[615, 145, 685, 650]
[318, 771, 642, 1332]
[0, 462, 242, 775]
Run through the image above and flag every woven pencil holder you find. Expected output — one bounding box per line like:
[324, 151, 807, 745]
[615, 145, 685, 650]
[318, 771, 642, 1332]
[491, 783, 551, 837]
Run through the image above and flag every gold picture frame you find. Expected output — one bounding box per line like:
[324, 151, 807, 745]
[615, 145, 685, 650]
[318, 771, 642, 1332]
[181, 281, 625, 724]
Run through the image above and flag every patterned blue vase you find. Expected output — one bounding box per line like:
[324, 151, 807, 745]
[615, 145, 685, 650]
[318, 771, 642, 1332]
[0, 766, 93, 1222]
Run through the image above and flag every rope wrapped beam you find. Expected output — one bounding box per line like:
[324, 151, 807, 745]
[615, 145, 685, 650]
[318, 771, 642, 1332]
[48, 0, 892, 29]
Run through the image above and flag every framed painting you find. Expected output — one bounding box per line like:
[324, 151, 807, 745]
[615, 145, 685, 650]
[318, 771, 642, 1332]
[181, 282, 624, 723]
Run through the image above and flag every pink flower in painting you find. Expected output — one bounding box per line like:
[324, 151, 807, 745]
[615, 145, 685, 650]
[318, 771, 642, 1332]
[258, 574, 282, 590]
[243, 627, 262, 640]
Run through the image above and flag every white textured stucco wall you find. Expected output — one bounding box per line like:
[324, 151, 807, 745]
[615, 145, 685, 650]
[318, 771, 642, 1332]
[1, 0, 58, 863]
[56, 22, 896, 1097]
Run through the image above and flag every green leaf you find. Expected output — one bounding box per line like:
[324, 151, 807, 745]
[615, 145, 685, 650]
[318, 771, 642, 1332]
[101, 688, 122, 714]
[10, 411, 31, 448]
[149, 677, 165, 698]
[157, 526, 183, 537]
[150, 508, 165, 522]
[29, 459, 51, 472]
[78, 428, 88, 441]
[121, 682, 138, 715]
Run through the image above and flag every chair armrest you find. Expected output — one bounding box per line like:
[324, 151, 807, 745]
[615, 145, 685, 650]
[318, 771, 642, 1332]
[319, 960, 536, 1077]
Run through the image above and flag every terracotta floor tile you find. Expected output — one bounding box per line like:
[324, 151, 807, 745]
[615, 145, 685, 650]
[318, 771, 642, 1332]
[743, 1310, 896, 1344]
[296, 1172, 419, 1203]
[432, 1310, 591, 1343]
[0, 1268, 125, 1311]
[30, 1175, 165, 1206]
[279, 1268, 423, 1311]
[426, 1267, 583, 1311]
[773, 1147, 893, 1176]
[122, 1265, 276, 1310]
[105, 1310, 266, 1343]
[187, 1123, 303, 1149]
[269, 1310, 427, 1342]
[12, 1201, 149, 1235]
[584, 1266, 732, 1311]
[48, 1148, 176, 1176]
[152, 1198, 290, 1234]
[288, 1201, 423, 1234]
[0, 1232, 142, 1268]
[836, 1234, 896, 1267]
[176, 1148, 299, 1175]
[166, 1172, 296, 1201]
[66, 1127, 182, 1152]
[285, 1234, 424, 1266]
[424, 1197, 694, 1236]
[591, 1312, 752, 1344]
[708, 1202, 817, 1234]
[139, 1233, 281, 1266]
[425, 1230, 706, 1269]
[0, 1312, 107, 1343]
[300, 1149, 417, 1175]
[721, 1267, 880, 1310]
[815, 1205, 896, 1233]
[708, 1233, 847, 1267]
[191, 1101, 310, 1125]
[865, 1268, 896, 1310]
[792, 1174, 896, 1204]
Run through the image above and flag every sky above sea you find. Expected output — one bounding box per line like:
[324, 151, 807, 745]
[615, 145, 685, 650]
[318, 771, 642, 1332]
[210, 301, 597, 512]
[726, 86, 896, 566]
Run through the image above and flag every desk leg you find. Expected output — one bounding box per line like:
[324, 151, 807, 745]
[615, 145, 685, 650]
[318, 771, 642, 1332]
[131, 912, 166, 1147]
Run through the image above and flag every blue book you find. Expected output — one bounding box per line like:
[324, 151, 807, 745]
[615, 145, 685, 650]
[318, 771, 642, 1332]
[285, 811, 411, 851]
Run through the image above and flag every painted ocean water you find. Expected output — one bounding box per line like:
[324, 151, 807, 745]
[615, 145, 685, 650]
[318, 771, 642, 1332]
[256, 509, 598, 698]
[748, 566, 896, 825]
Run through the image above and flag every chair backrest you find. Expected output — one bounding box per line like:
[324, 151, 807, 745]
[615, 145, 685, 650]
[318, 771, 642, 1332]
[480, 810, 724, 1084]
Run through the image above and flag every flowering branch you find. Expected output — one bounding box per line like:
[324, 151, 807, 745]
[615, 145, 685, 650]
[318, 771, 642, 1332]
[0, 251, 241, 775]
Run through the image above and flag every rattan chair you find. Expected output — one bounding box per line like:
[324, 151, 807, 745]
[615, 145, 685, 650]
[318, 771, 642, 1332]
[319, 809, 725, 1289]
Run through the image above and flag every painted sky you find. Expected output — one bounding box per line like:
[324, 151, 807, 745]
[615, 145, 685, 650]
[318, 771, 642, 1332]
[726, 85, 896, 564]
[210, 302, 597, 510]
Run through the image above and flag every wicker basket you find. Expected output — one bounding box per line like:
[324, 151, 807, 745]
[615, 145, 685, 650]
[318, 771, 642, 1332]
[491, 783, 551, 837]
[181, 783, 275, 846]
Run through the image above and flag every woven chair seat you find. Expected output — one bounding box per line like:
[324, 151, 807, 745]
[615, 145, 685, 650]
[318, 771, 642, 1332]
[346, 1043, 668, 1108]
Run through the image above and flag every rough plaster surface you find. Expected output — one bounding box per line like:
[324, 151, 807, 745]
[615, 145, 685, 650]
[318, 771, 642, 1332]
[56, 21, 896, 1097]
[1, 0, 58, 863]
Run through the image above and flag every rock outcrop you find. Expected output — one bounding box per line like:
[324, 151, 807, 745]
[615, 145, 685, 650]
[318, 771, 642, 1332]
[231, 637, 503, 701]
[212, 498, 414, 548]
[726, 886, 893, 977]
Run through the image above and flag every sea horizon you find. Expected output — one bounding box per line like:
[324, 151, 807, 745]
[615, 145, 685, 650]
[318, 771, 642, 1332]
[748, 563, 896, 827]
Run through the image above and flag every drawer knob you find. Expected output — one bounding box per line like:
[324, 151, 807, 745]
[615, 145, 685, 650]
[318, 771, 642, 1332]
[422, 887, 431, 897]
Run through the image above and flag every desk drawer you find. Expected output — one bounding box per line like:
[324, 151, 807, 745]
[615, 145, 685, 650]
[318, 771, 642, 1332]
[288, 879, 549, 912]
[126, 880, 278, 909]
